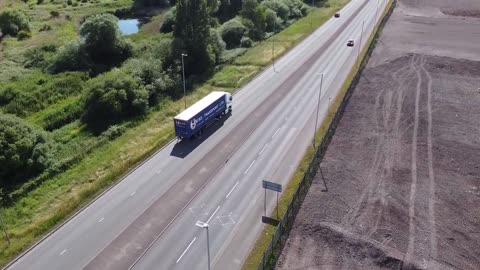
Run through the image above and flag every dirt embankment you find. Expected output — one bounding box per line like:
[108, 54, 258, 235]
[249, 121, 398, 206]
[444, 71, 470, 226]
[276, 0, 480, 269]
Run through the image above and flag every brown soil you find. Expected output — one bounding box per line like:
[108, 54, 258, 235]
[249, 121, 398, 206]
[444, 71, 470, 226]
[276, 1, 480, 269]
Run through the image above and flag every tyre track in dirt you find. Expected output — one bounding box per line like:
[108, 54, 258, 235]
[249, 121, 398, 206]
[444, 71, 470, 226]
[343, 57, 413, 239]
[419, 58, 438, 262]
[404, 55, 422, 266]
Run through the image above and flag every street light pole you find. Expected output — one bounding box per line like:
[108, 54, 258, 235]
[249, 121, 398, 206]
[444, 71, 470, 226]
[313, 73, 324, 150]
[181, 53, 188, 110]
[272, 15, 277, 73]
[310, 0, 314, 30]
[195, 221, 211, 270]
[0, 210, 10, 245]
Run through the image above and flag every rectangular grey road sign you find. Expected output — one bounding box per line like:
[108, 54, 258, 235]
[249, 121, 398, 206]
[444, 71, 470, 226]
[262, 180, 282, 192]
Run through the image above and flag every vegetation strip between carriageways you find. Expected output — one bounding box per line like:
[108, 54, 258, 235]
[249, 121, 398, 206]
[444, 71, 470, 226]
[242, 1, 396, 269]
[0, 1, 349, 267]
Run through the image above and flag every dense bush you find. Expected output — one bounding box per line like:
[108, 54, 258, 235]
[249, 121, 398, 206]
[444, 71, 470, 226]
[0, 9, 30, 37]
[24, 44, 57, 68]
[160, 7, 176, 33]
[49, 40, 92, 73]
[101, 124, 126, 140]
[134, 0, 172, 8]
[264, 8, 283, 32]
[208, 28, 226, 64]
[220, 18, 247, 49]
[124, 57, 178, 104]
[0, 72, 86, 117]
[42, 99, 83, 130]
[240, 36, 252, 48]
[82, 70, 149, 129]
[217, 0, 243, 22]
[50, 10, 60, 18]
[240, 0, 266, 40]
[0, 113, 53, 188]
[262, 0, 290, 21]
[17, 29, 31, 40]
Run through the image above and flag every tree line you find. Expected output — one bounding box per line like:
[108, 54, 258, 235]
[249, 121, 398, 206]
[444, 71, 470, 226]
[0, 0, 315, 194]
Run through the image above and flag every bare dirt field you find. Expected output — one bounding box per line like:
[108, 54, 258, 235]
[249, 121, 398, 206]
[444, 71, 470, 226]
[276, 1, 480, 269]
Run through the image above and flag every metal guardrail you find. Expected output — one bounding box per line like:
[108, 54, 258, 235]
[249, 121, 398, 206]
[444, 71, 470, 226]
[255, 1, 397, 269]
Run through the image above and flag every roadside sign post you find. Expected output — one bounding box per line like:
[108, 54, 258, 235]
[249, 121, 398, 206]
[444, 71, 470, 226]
[262, 180, 282, 219]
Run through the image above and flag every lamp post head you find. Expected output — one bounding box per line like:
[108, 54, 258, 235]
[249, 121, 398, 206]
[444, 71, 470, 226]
[195, 221, 209, 228]
[182, 53, 188, 57]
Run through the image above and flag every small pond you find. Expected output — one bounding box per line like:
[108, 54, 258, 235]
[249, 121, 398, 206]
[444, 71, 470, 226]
[118, 19, 140, 35]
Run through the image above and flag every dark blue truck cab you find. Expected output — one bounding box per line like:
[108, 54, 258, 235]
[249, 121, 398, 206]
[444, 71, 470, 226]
[174, 91, 232, 139]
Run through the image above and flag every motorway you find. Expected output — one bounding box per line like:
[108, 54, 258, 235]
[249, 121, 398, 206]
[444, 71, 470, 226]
[6, 0, 388, 269]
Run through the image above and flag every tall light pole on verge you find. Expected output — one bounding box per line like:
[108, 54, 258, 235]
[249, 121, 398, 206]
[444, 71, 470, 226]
[313, 73, 324, 150]
[357, 20, 365, 69]
[272, 15, 277, 73]
[195, 221, 211, 270]
[181, 53, 188, 110]
[310, 0, 314, 30]
[0, 210, 10, 245]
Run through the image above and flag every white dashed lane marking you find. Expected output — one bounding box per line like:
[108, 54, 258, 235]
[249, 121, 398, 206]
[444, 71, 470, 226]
[226, 181, 240, 199]
[176, 237, 196, 263]
[244, 160, 255, 175]
[207, 206, 221, 224]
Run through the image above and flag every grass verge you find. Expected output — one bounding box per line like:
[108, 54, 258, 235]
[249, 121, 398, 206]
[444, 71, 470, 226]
[0, 0, 349, 266]
[241, 1, 395, 269]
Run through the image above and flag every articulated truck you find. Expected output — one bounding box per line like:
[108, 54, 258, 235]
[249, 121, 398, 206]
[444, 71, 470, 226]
[174, 91, 232, 139]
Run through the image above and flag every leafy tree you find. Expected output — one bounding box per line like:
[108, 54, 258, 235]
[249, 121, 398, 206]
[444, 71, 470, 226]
[262, 0, 290, 21]
[220, 18, 247, 49]
[0, 113, 52, 188]
[265, 8, 283, 32]
[80, 14, 133, 70]
[0, 9, 30, 37]
[82, 70, 149, 130]
[160, 7, 176, 33]
[208, 28, 226, 63]
[134, 0, 171, 8]
[217, 0, 243, 22]
[241, 0, 266, 40]
[174, 0, 215, 75]
[49, 40, 91, 73]
[124, 55, 181, 104]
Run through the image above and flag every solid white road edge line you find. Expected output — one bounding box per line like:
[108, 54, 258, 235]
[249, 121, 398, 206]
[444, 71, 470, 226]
[226, 181, 240, 199]
[176, 237, 197, 264]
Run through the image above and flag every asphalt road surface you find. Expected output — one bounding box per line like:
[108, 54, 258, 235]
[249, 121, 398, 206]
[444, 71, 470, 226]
[5, 0, 389, 269]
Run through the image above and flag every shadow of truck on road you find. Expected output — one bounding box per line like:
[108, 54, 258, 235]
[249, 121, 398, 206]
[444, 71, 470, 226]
[170, 112, 232, 159]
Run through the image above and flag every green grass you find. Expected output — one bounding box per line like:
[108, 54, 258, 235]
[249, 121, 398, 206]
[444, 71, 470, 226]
[241, 0, 395, 269]
[0, 0, 361, 266]
[235, 0, 347, 67]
